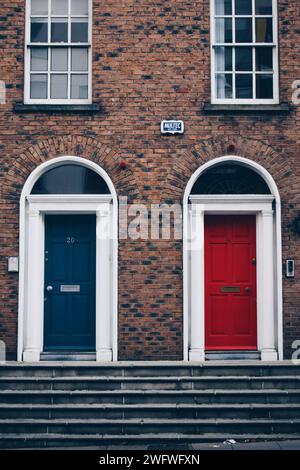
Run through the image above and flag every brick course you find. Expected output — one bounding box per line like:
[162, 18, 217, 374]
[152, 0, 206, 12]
[0, 1, 299, 359]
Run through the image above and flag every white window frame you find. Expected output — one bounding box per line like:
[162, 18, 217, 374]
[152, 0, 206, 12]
[24, 0, 93, 105]
[210, 0, 279, 104]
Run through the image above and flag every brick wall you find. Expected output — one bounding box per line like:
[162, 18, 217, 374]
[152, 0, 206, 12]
[0, 1, 299, 359]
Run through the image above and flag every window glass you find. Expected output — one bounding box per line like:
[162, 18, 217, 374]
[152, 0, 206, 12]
[31, 18, 48, 42]
[255, 0, 272, 15]
[51, 75, 68, 99]
[71, 74, 88, 99]
[31, 48, 48, 71]
[191, 163, 271, 195]
[51, 48, 68, 71]
[71, 0, 89, 15]
[235, 18, 253, 42]
[51, 0, 69, 15]
[215, 0, 232, 15]
[31, 0, 48, 15]
[215, 47, 232, 71]
[216, 74, 233, 99]
[236, 74, 253, 98]
[256, 47, 273, 71]
[235, 47, 253, 71]
[256, 74, 273, 98]
[256, 18, 273, 42]
[71, 18, 89, 42]
[30, 74, 48, 99]
[31, 165, 111, 195]
[215, 18, 232, 43]
[71, 48, 89, 71]
[235, 0, 252, 15]
[51, 18, 68, 42]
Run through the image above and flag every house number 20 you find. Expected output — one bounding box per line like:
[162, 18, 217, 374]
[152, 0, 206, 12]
[67, 237, 75, 244]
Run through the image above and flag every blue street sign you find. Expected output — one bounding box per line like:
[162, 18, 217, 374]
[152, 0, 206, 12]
[161, 120, 184, 134]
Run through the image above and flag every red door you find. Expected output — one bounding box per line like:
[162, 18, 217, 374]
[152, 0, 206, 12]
[205, 215, 257, 350]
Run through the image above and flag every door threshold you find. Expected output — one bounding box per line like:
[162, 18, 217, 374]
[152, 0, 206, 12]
[205, 351, 260, 361]
[40, 352, 96, 361]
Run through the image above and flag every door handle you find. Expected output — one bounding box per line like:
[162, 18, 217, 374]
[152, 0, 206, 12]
[245, 287, 251, 293]
[46, 285, 53, 292]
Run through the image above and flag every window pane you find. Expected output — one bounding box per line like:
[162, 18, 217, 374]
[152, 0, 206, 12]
[31, 0, 48, 15]
[71, 0, 89, 15]
[215, 0, 232, 15]
[215, 18, 232, 43]
[51, 18, 68, 42]
[31, 165, 110, 195]
[256, 46, 273, 71]
[51, 48, 68, 71]
[216, 74, 233, 98]
[256, 74, 273, 98]
[235, 18, 252, 42]
[30, 74, 48, 99]
[215, 47, 232, 71]
[71, 48, 88, 71]
[236, 74, 253, 98]
[71, 18, 89, 42]
[191, 163, 271, 195]
[235, 0, 252, 15]
[51, 0, 69, 15]
[51, 74, 68, 99]
[71, 74, 88, 98]
[256, 18, 273, 42]
[31, 18, 48, 42]
[31, 48, 48, 71]
[255, 0, 272, 15]
[236, 47, 253, 71]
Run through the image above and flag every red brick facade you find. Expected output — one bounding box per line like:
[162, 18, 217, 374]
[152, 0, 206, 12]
[0, 1, 299, 360]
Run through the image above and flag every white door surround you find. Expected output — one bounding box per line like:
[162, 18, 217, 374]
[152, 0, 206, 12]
[18, 156, 118, 362]
[183, 156, 283, 362]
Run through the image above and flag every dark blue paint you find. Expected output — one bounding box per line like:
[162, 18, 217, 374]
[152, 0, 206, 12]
[44, 215, 96, 351]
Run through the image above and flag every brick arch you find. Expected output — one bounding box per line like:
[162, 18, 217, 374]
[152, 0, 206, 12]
[1, 135, 138, 202]
[164, 136, 296, 202]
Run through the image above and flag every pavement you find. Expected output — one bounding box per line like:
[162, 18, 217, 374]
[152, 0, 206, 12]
[189, 440, 300, 450]
[46, 440, 300, 450]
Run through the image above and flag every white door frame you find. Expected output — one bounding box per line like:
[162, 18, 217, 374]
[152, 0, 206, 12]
[183, 156, 283, 362]
[18, 156, 118, 362]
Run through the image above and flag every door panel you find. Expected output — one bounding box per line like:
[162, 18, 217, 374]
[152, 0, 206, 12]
[44, 214, 96, 351]
[205, 215, 257, 350]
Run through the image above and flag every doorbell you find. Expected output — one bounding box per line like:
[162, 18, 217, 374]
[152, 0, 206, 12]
[286, 260, 295, 278]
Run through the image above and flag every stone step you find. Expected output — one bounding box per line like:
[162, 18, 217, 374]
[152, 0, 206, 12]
[0, 432, 299, 449]
[0, 362, 299, 378]
[0, 403, 299, 420]
[0, 418, 299, 435]
[0, 375, 299, 391]
[0, 389, 299, 405]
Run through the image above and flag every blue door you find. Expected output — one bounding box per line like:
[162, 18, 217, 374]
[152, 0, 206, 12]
[44, 215, 96, 351]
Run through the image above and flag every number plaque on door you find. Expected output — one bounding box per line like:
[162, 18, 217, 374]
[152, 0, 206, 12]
[60, 285, 80, 293]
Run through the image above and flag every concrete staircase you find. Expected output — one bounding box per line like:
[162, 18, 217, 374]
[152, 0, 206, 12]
[0, 362, 299, 448]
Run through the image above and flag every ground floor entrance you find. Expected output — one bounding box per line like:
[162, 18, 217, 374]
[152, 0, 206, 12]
[205, 215, 257, 351]
[19, 156, 118, 362]
[185, 156, 282, 362]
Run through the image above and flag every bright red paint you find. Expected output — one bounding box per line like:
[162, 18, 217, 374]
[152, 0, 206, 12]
[204, 215, 257, 350]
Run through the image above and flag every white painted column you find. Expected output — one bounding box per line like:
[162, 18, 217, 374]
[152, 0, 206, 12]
[23, 208, 43, 362]
[260, 209, 278, 361]
[96, 204, 112, 361]
[189, 203, 205, 361]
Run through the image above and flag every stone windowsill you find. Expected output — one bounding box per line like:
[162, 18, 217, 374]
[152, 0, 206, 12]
[14, 103, 102, 113]
[203, 103, 291, 114]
